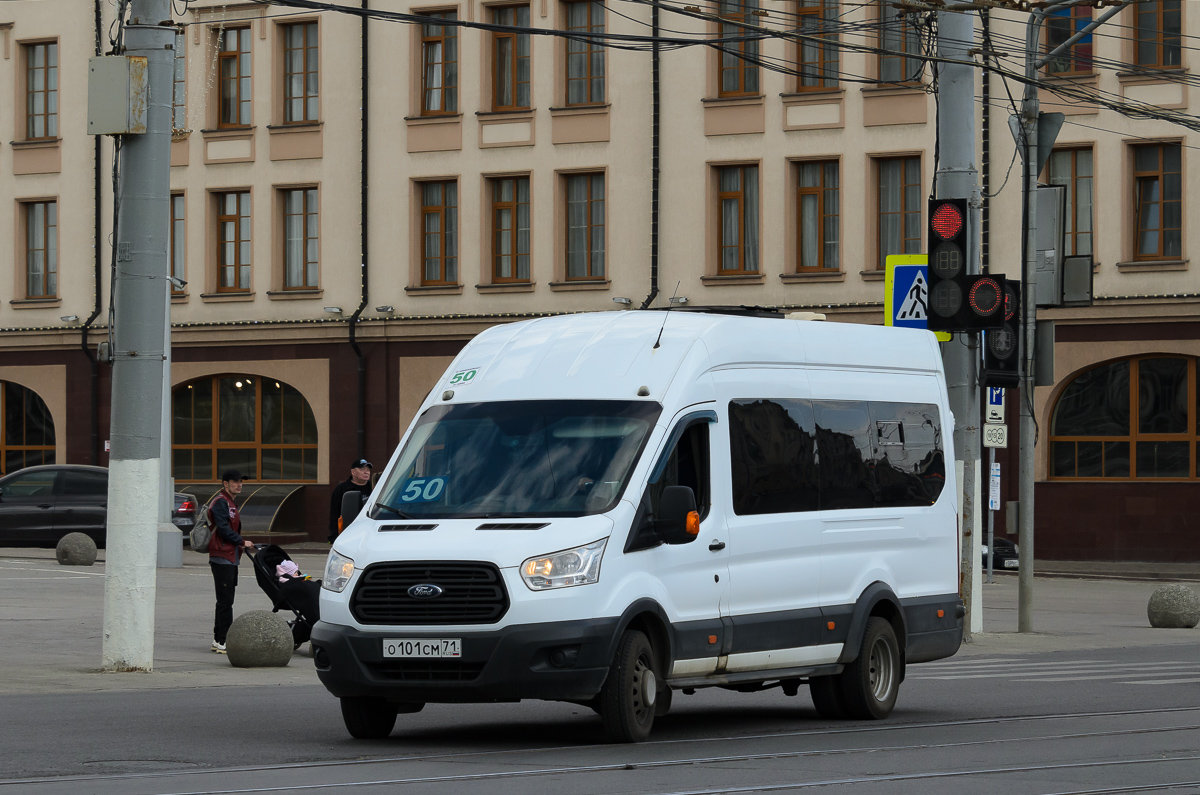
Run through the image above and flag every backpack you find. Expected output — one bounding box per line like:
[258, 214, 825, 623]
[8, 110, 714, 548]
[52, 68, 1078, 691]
[189, 498, 216, 553]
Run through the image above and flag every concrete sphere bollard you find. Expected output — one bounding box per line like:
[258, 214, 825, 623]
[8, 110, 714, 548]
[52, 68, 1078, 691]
[1147, 584, 1200, 629]
[55, 533, 98, 566]
[226, 610, 294, 668]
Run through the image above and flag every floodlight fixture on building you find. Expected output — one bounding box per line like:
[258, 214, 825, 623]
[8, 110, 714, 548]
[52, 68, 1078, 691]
[612, 297, 632, 306]
[61, 315, 80, 323]
[323, 306, 343, 314]
[375, 305, 395, 313]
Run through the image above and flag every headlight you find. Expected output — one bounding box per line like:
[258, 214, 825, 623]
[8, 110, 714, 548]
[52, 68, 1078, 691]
[322, 550, 355, 593]
[521, 538, 607, 591]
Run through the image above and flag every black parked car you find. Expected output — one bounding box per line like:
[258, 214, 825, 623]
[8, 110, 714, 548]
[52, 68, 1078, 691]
[983, 537, 1019, 571]
[0, 465, 195, 549]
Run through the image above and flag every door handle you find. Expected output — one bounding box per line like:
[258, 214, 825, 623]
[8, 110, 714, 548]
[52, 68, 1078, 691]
[708, 540, 726, 552]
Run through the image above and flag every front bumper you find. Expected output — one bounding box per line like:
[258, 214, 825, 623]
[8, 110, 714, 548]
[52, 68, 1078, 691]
[311, 617, 620, 704]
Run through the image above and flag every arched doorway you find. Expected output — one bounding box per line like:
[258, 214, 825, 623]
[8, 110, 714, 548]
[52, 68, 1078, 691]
[172, 374, 318, 482]
[0, 381, 55, 474]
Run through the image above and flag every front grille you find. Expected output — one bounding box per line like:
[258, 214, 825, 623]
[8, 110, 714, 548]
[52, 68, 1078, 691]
[350, 561, 509, 625]
[369, 660, 486, 682]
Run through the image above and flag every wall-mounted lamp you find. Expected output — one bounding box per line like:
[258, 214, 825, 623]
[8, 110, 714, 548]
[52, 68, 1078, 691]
[323, 306, 343, 314]
[375, 305, 395, 313]
[61, 315, 80, 323]
[167, 276, 187, 290]
[612, 297, 633, 306]
[668, 296, 689, 305]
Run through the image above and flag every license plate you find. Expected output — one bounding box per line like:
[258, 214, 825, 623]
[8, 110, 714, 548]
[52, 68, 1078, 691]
[383, 638, 461, 658]
[1004, 559, 1019, 569]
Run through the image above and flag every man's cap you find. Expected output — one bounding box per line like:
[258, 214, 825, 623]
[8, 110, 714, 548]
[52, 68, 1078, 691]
[351, 458, 373, 470]
[221, 469, 245, 482]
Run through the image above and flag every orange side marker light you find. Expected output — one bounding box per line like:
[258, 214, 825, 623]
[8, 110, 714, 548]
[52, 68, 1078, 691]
[685, 511, 700, 536]
[827, 621, 835, 631]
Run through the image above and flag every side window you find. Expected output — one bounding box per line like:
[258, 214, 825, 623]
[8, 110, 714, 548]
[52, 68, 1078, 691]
[729, 398, 819, 515]
[3, 470, 57, 498]
[870, 402, 945, 507]
[814, 401, 876, 510]
[648, 420, 710, 520]
[62, 470, 108, 498]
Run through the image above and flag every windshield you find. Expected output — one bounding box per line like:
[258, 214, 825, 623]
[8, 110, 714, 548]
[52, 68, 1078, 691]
[373, 400, 662, 519]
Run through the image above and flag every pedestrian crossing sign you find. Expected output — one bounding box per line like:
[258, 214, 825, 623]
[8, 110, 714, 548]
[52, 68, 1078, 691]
[884, 255, 953, 342]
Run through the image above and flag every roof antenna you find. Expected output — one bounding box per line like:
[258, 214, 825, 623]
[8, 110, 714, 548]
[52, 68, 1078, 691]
[652, 281, 680, 350]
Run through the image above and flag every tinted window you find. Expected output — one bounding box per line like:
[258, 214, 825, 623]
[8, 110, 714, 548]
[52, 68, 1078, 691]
[814, 401, 876, 510]
[2, 470, 57, 498]
[729, 399, 819, 515]
[648, 420, 710, 519]
[870, 402, 945, 506]
[62, 470, 108, 498]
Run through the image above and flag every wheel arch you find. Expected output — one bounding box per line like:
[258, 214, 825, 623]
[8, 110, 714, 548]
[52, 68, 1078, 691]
[837, 582, 907, 669]
[608, 598, 674, 678]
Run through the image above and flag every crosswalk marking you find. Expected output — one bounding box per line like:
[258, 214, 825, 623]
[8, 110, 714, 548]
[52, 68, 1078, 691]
[1123, 678, 1200, 685]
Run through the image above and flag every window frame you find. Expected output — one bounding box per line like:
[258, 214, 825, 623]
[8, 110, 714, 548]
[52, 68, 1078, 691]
[216, 190, 252, 293]
[217, 27, 252, 129]
[282, 21, 319, 124]
[876, 155, 922, 271]
[564, 0, 605, 106]
[716, 0, 760, 98]
[24, 41, 58, 141]
[420, 11, 458, 116]
[492, 5, 532, 112]
[23, 200, 58, 299]
[491, 175, 532, 283]
[1046, 147, 1094, 258]
[1132, 141, 1183, 262]
[877, 1, 921, 84]
[1133, 0, 1182, 70]
[173, 30, 187, 131]
[171, 192, 187, 296]
[564, 172, 606, 280]
[0, 381, 57, 475]
[796, 159, 840, 272]
[717, 164, 760, 275]
[1044, 5, 1093, 75]
[281, 187, 319, 290]
[796, 0, 838, 91]
[420, 180, 459, 286]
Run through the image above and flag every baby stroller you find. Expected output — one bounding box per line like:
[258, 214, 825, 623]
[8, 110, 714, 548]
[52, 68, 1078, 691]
[249, 544, 321, 648]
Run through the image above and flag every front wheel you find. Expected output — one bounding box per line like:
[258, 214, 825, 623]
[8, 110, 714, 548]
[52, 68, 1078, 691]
[839, 616, 901, 720]
[340, 697, 398, 739]
[598, 630, 658, 742]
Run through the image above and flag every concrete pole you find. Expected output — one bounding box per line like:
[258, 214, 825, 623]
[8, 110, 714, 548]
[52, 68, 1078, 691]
[937, 7, 982, 639]
[1017, 16, 1042, 634]
[101, 0, 174, 671]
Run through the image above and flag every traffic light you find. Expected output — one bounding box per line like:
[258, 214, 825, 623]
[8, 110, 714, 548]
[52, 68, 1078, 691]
[926, 198, 1007, 332]
[984, 279, 1021, 388]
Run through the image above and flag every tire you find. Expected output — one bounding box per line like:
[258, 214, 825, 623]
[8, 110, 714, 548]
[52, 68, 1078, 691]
[340, 697, 398, 739]
[808, 675, 847, 719]
[598, 630, 658, 743]
[654, 684, 673, 717]
[839, 616, 901, 720]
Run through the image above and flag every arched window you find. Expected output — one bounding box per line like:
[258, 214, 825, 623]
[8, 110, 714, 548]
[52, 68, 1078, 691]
[1051, 355, 1198, 480]
[172, 375, 318, 482]
[1, 381, 55, 474]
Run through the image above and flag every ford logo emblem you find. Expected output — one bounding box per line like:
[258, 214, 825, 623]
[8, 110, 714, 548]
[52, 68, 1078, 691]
[408, 584, 443, 599]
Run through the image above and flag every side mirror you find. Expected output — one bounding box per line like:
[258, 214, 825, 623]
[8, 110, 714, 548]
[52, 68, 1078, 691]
[339, 491, 367, 535]
[658, 485, 700, 545]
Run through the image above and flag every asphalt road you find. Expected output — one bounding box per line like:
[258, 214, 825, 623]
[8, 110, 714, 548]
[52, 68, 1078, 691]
[3, 549, 1200, 794]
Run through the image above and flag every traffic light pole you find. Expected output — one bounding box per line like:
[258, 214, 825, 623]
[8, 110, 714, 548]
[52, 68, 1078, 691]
[101, 0, 174, 671]
[936, 6, 981, 637]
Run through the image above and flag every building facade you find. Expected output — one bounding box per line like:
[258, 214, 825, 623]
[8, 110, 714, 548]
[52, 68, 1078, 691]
[0, 0, 1196, 558]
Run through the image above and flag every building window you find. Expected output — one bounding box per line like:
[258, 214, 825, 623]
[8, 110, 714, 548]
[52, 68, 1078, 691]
[0, 381, 56, 474]
[283, 22, 318, 123]
[1133, 142, 1182, 261]
[797, 0, 838, 90]
[492, 6, 531, 111]
[218, 27, 252, 127]
[878, 2, 921, 83]
[717, 0, 759, 97]
[24, 201, 57, 299]
[1134, 0, 1181, 69]
[877, 156, 921, 270]
[797, 161, 839, 271]
[217, 191, 252, 292]
[421, 181, 458, 285]
[1051, 356, 1200, 480]
[171, 193, 186, 294]
[172, 375, 318, 482]
[1045, 5, 1093, 75]
[492, 176, 531, 282]
[565, 1, 605, 105]
[421, 12, 458, 115]
[173, 31, 187, 130]
[718, 165, 759, 274]
[283, 188, 318, 289]
[25, 42, 58, 140]
[1047, 148, 1093, 257]
[566, 173, 605, 279]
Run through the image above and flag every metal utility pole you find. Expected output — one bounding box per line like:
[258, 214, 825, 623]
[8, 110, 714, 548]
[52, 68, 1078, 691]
[936, 6, 982, 638]
[101, 0, 174, 671]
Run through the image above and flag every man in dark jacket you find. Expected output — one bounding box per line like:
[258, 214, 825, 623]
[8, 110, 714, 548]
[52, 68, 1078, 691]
[328, 458, 373, 543]
[209, 469, 254, 653]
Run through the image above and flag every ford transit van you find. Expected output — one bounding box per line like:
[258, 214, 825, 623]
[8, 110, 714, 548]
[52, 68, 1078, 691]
[312, 310, 964, 742]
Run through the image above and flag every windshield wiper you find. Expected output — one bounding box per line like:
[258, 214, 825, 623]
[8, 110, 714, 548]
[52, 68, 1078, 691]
[372, 501, 416, 520]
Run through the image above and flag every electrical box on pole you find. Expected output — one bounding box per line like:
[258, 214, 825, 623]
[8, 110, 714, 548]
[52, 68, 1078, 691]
[927, 198, 1007, 332]
[1035, 184, 1067, 308]
[984, 280, 1021, 388]
[87, 56, 148, 136]
[1062, 255, 1095, 306]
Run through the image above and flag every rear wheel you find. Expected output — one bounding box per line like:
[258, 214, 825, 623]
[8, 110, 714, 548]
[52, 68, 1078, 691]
[808, 675, 847, 719]
[839, 617, 901, 720]
[340, 697, 398, 739]
[599, 630, 657, 742]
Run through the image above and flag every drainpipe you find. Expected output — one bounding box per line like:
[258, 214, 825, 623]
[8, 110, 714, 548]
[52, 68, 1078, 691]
[639, 2, 660, 310]
[83, 0, 104, 465]
[348, 0, 370, 459]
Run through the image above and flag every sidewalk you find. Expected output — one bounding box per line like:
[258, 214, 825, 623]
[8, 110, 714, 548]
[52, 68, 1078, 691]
[1, 548, 1197, 696]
